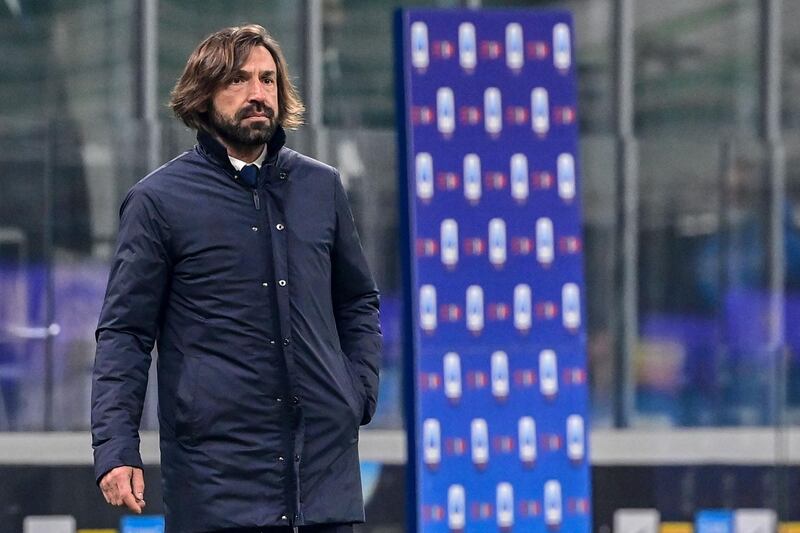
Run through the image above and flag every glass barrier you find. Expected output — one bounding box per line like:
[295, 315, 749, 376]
[0, 0, 796, 443]
[635, 136, 787, 428]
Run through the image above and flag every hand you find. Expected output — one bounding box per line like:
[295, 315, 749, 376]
[99, 466, 146, 514]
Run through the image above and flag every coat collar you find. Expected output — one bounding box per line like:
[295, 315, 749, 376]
[196, 126, 287, 172]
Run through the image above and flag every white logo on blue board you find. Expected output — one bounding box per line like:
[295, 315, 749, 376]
[531, 87, 550, 135]
[443, 352, 462, 403]
[562, 282, 581, 330]
[448, 484, 466, 531]
[415, 152, 433, 201]
[488, 217, 507, 268]
[496, 482, 515, 530]
[539, 349, 558, 398]
[491, 350, 510, 401]
[544, 480, 563, 528]
[463, 153, 482, 203]
[505, 23, 524, 71]
[536, 217, 555, 266]
[553, 23, 572, 71]
[567, 414, 585, 462]
[557, 152, 576, 200]
[411, 21, 429, 69]
[440, 219, 459, 268]
[484, 87, 503, 135]
[437, 87, 455, 135]
[513, 283, 532, 332]
[510, 153, 529, 202]
[419, 284, 437, 332]
[518, 416, 537, 465]
[470, 418, 489, 469]
[458, 22, 477, 70]
[466, 285, 484, 334]
[422, 418, 441, 468]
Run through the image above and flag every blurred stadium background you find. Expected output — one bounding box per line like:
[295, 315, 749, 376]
[1, 0, 800, 532]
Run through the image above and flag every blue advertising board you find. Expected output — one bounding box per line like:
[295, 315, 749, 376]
[395, 9, 591, 532]
[696, 510, 734, 533]
[120, 515, 165, 533]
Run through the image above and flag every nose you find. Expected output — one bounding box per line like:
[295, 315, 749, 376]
[247, 78, 267, 103]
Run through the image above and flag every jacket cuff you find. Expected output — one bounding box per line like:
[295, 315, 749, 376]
[93, 438, 144, 484]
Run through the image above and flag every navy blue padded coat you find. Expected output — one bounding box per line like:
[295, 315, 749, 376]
[91, 127, 381, 533]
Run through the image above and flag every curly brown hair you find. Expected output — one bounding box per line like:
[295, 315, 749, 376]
[169, 24, 305, 131]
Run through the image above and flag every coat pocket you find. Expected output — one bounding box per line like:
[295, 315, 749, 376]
[174, 355, 202, 444]
[340, 351, 367, 426]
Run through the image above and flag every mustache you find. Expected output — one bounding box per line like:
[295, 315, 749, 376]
[236, 104, 276, 121]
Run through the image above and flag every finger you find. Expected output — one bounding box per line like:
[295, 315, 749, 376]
[100, 467, 132, 506]
[111, 470, 135, 507]
[131, 468, 145, 502]
[122, 491, 143, 514]
[115, 472, 140, 513]
[101, 481, 119, 506]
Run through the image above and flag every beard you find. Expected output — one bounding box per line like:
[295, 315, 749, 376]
[209, 102, 278, 148]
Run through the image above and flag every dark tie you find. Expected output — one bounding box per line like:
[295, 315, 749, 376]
[240, 164, 258, 188]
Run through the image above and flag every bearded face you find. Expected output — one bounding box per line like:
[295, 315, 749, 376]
[206, 46, 280, 156]
[210, 101, 278, 148]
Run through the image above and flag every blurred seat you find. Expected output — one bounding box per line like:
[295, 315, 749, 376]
[614, 508, 660, 533]
[23, 515, 76, 533]
[734, 509, 777, 533]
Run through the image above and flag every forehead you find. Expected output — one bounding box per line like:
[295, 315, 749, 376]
[239, 45, 276, 72]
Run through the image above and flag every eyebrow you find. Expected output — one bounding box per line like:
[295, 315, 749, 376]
[234, 68, 276, 78]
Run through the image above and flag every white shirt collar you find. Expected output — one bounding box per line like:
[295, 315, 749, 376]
[228, 146, 267, 171]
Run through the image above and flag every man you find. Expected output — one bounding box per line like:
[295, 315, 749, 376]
[91, 24, 381, 533]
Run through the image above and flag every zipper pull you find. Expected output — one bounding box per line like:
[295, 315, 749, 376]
[252, 189, 261, 210]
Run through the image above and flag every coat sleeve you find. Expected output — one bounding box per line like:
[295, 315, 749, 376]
[331, 171, 382, 425]
[91, 186, 171, 482]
